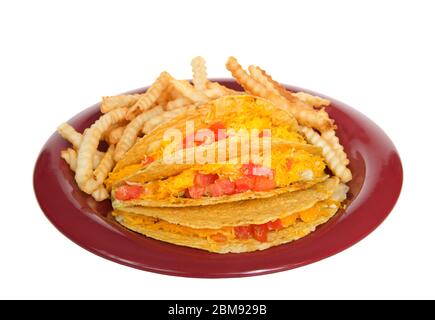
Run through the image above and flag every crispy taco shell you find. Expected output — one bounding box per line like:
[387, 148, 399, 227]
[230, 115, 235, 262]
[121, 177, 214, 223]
[111, 138, 326, 207]
[109, 95, 299, 184]
[116, 139, 322, 186]
[114, 204, 339, 254]
[115, 177, 339, 229]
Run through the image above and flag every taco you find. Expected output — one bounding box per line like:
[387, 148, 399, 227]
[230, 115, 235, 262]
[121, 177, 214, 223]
[111, 140, 329, 208]
[107, 94, 350, 253]
[113, 178, 348, 253]
[106, 95, 300, 187]
[108, 95, 330, 207]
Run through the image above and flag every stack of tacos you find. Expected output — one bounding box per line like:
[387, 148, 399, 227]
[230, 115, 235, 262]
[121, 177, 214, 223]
[107, 95, 349, 253]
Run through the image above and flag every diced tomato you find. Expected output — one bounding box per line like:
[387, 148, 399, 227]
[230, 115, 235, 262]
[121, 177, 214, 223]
[206, 178, 235, 197]
[194, 173, 218, 187]
[185, 185, 205, 199]
[251, 224, 268, 242]
[252, 176, 276, 191]
[209, 121, 226, 141]
[234, 176, 255, 193]
[286, 158, 293, 169]
[141, 155, 154, 166]
[214, 178, 235, 195]
[210, 233, 228, 242]
[234, 226, 251, 240]
[114, 185, 143, 201]
[241, 162, 256, 176]
[266, 219, 283, 231]
[235, 220, 282, 242]
[206, 183, 224, 197]
[209, 121, 225, 133]
[259, 130, 271, 138]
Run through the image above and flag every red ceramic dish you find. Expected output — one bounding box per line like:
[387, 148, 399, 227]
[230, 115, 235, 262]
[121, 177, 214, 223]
[33, 79, 403, 278]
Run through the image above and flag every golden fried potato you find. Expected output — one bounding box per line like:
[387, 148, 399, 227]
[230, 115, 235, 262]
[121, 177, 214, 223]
[191, 56, 208, 91]
[91, 187, 109, 201]
[101, 94, 141, 113]
[114, 106, 164, 161]
[75, 108, 127, 194]
[226, 57, 333, 131]
[94, 144, 115, 183]
[300, 126, 352, 182]
[165, 97, 192, 110]
[170, 79, 208, 104]
[293, 92, 330, 108]
[61, 148, 103, 171]
[322, 129, 349, 165]
[57, 123, 82, 149]
[249, 65, 299, 103]
[126, 72, 171, 120]
[61, 148, 78, 171]
[106, 125, 126, 145]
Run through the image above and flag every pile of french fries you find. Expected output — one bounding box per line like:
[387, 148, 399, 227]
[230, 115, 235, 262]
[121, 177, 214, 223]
[58, 56, 351, 201]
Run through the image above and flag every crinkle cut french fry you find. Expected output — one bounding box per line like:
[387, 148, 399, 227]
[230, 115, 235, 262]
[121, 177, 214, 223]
[94, 144, 115, 183]
[293, 92, 330, 108]
[58, 124, 105, 166]
[107, 125, 126, 145]
[114, 106, 164, 161]
[155, 85, 173, 106]
[61, 148, 104, 171]
[248, 65, 281, 96]
[248, 65, 315, 112]
[170, 79, 209, 104]
[61, 147, 111, 201]
[92, 187, 109, 201]
[165, 97, 192, 110]
[254, 67, 333, 126]
[207, 81, 242, 95]
[203, 81, 243, 99]
[126, 72, 170, 120]
[226, 57, 332, 131]
[57, 123, 83, 149]
[203, 87, 227, 99]
[101, 94, 141, 113]
[191, 56, 208, 91]
[300, 126, 352, 182]
[92, 151, 104, 168]
[61, 148, 78, 171]
[75, 108, 127, 194]
[321, 129, 349, 165]
[250, 65, 332, 120]
[252, 65, 299, 103]
[91, 187, 109, 201]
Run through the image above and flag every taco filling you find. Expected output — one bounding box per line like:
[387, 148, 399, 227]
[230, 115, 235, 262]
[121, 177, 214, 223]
[114, 199, 339, 244]
[113, 147, 326, 202]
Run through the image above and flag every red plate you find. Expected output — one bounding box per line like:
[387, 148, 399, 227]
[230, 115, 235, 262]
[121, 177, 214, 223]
[33, 79, 403, 278]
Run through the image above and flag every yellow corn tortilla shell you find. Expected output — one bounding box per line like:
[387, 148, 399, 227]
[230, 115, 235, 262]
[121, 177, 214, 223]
[110, 95, 298, 184]
[114, 206, 339, 254]
[116, 177, 339, 229]
[117, 139, 322, 186]
[111, 139, 324, 207]
[113, 175, 328, 208]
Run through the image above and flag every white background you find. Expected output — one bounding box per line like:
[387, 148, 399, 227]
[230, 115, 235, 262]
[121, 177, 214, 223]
[1, 0, 434, 299]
